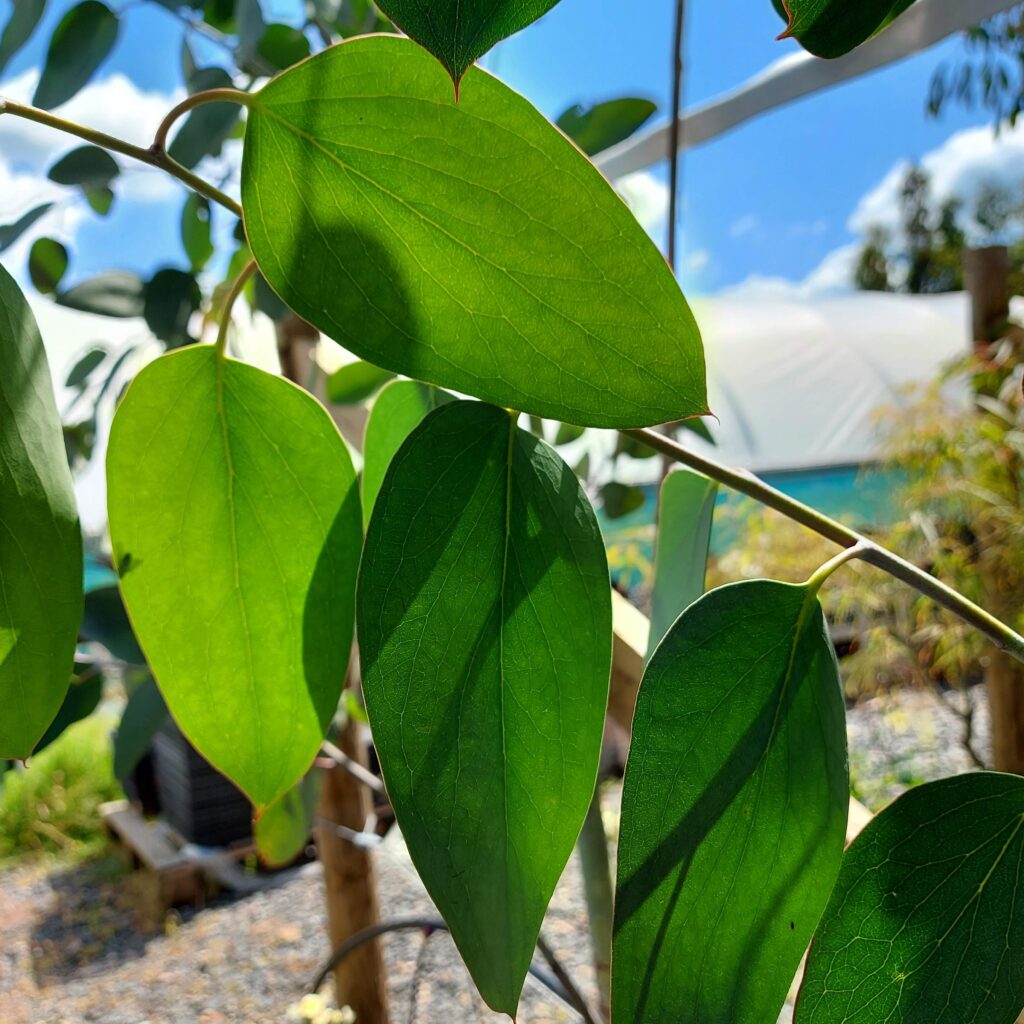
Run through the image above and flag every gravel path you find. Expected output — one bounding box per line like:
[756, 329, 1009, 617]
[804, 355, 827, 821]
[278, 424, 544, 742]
[0, 685, 992, 1024]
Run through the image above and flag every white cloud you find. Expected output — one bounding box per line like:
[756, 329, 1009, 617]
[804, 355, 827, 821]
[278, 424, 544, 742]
[617, 169, 669, 243]
[850, 120, 1024, 240]
[723, 243, 859, 301]
[730, 213, 759, 238]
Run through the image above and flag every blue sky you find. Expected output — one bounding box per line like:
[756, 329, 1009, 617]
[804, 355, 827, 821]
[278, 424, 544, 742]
[0, 0, 1009, 296]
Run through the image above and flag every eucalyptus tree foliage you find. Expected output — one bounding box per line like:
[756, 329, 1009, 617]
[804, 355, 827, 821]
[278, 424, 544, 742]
[3, 3, 1024, 1021]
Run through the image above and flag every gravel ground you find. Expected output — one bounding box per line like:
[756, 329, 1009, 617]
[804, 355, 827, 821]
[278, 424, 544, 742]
[0, 685, 992, 1024]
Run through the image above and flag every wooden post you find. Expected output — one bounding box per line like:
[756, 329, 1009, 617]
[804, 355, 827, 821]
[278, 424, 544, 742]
[276, 323, 388, 1020]
[963, 246, 1024, 776]
[316, 716, 390, 1023]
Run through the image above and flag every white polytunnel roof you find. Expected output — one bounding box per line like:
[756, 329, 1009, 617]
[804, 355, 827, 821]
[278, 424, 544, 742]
[686, 291, 977, 474]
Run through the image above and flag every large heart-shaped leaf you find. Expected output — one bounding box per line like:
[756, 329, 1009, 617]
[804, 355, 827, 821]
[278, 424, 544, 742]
[0, 263, 82, 759]
[357, 399, 611, 1013]
[797, 772, 1024, 1024]
[375, 0, 559, 85]
[33, 1, 119, 110]
[647, 469, 717, 657]
[772, 0, 913, 59]
[106, 345, 362, 809]
[241, 36, 706, 430]
[360, 379, 452, 528]
[613, 579, 849, 1024]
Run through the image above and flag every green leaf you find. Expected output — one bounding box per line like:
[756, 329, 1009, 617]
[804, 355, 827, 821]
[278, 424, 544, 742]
[326, 360, 396, 406]
[257, 23, 310, 71]
[106, 345, 362, 808]
[255, 770, 321, 867]
[600, 481, 645, 520]
[556, 97, 658, 156]
[0, 203, 53, 254]
[85, 186, 114, 216]
[357, 400, 611, 1013]
[81, 584, 143, 664]
[143, 268, 201, 348]
[615, 432, 658, 459]
[113, 675, 167, 781]
[0, 263, 83, 759]
[773, 0, 913, 59]
[647, 469, 717, 657]
[242, 36, 706, 430]
[375, 0, 559, 85]
[47, 145, 120, 189]
[0, 0, 48, 75]
[796, 772, 1024, 1024]
[360, 379, 452, 529]
[613, 579, 848, 1024]
[57, 271, 146, 318]
[181, 194, 214, 273]
[554, 422, 585, 446]
[33, 667, 103, 755]
[168, 67, 241, 170]
[29, 237, 69, 295]
[33, 1, 119, 110]
[65, 346, 106, 388]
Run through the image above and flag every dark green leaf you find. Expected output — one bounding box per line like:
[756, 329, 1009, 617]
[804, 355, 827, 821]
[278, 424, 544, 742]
[601, 481, 645, 520]
[235, 0, 267, 72]
[33, 1, 119, 110]
[375, 0, 559, 85]
[257, 23, 310, 70]
[65, 346, 106, 388]
[0, 203, 52, 254]
[242, 36, 706, 429]
[358, 400, 611, 1013]
[47, 145, 120, 188]
[574, 451, 590, 480]
[360, 379, 452, 528]
[647, 469, 717, 657]
[85, 186, 114, 216]
[797, 772, 1024, 1024]
[107, 345, 362, 808]
[255, 770, 321, 867]
[0, 0, 48, 75]
[81, 584, 144, 664]
[113, 676, 167, 780]
[613, 579, 848, 1024]
[773, 0, 913, 59]
[554, 422, 585, 446]
[29, 237, 69, 295]
[181, 194, 214, 272]
[556, 98, 657, 156]
[0, 263, 82, 759]
[204, 0, 233, 31]
[33, 667, 103, 755]
[168, 67, 241, 170]
[57, 271, 145, 318]
[143, 268, 201, 348]
[252, 272, 288, 321]
[63, 417, 97, 469]
[326, 361, 396, 406]
[675, 415, 716, 444]
[615, 433, 658, 459]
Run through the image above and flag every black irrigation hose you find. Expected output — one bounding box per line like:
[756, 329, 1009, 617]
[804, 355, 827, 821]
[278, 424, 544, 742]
[309, 916, 600, 1024]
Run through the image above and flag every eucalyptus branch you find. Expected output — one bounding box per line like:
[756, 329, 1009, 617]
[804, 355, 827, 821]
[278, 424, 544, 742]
[0, 97, 243, 217]
[152, 87, 252, 156]
[624, 426, 1024, 661]
[215, 259, 258, 355]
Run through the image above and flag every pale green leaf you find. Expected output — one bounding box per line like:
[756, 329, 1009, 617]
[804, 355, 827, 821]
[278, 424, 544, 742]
[647, 469, 717, 657]
[358, 400, 611, 1013]
[241, 36, 706, 429]
[360, 379, 452, 528]
[0, 262, 82, 758]
[106, 345, 362, 808]
[255, 770, 321, 867]
[326, 360, 395, 406]
[613, 580, 848, 1024]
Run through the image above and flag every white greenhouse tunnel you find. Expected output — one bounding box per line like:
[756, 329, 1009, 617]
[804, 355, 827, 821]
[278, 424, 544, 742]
[32, 287, 995, 537]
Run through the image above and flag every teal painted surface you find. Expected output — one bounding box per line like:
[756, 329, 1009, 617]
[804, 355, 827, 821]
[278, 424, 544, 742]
[602, 465, 901, 591]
